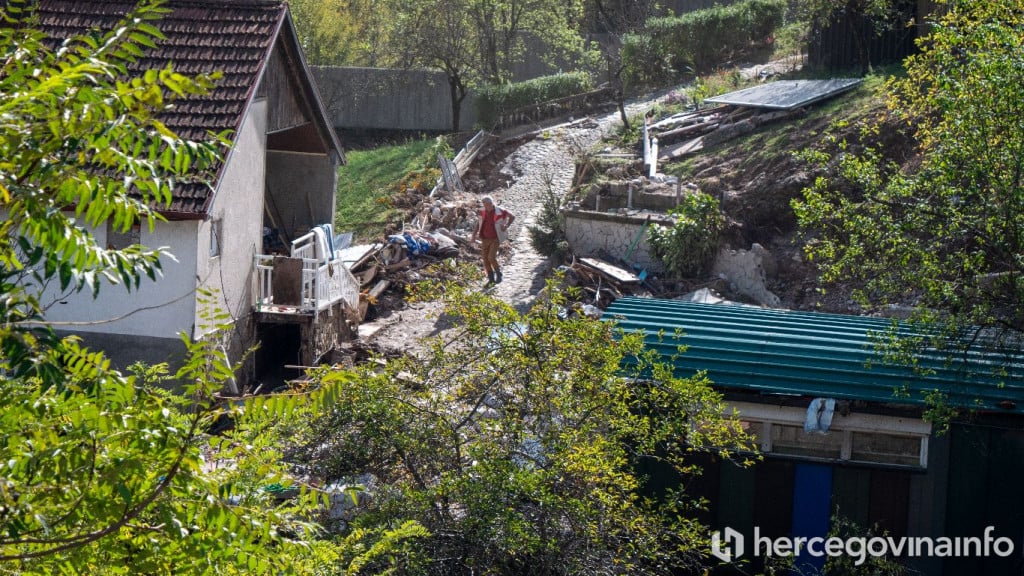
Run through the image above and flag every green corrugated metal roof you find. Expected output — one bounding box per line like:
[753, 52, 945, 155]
[603, 298, 1024, 415]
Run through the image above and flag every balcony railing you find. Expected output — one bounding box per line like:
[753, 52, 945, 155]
[255, 231, 360, 316]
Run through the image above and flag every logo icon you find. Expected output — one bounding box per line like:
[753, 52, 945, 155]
[711, 527, 745, 562]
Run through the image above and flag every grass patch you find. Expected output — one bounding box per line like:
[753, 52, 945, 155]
[335, 138, 436, 241]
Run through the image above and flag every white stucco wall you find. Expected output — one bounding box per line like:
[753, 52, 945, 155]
[195, 99, 268, 338]
[43, 218, 200, 340]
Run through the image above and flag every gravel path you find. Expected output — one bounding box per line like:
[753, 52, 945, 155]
[488, 105, 653, 311]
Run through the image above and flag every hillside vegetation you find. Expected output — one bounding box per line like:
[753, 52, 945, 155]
[335, 138, 442, 240]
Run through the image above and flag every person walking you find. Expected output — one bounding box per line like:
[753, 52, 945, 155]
[470, 195, 515, 286]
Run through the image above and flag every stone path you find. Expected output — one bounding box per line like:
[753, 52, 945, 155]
[487, 106, 653, 311]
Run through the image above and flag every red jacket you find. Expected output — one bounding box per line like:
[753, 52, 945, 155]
[477, 206, 513, 240]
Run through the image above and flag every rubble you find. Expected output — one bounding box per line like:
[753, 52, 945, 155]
[345, 100, 797, 357]
[643, 104, 803, 165]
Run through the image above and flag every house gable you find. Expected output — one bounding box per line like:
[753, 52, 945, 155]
[16, 0, 343, 218]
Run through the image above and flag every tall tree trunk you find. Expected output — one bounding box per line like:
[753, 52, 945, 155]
[449, 74, 466, 132]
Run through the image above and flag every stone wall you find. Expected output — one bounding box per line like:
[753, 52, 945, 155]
[563, 209, 671, 274]
[578, 180, 687, 213]
[300, 301, 355, 366]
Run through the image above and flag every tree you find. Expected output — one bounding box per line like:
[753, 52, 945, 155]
[385, 0, 588, 131]
[287, 0, 395, 66]
[386, 0, 477, 131]
[468, 0, 588, 84]
[0, 2, 323, 571]
[793, 0, 1024, 360]
[586, 0, 659, 129]
[284, 275, 756, 574]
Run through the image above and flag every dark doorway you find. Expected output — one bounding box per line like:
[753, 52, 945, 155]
[254, 323, 303, 391]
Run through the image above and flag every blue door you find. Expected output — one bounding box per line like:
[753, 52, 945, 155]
[791, 463, 832, 575]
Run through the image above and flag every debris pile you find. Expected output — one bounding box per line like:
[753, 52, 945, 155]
[558, 255, 660, 308]
[644, 105, 802, 166]
[340, 221, 482, 322]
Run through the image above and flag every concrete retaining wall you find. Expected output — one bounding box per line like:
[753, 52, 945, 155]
[564, 209, 671, 274]
[579, 180, 685, 213]
[313, 67, 478, 131]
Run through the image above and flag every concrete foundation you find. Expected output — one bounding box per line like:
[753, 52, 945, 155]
[563, 209, 671, 274]
[60, 330, 189, 374]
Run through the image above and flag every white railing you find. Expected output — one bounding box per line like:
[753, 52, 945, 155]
[254, 231, 360, 316]
[256, 255, 275, 308]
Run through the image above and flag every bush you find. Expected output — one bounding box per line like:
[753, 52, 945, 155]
[621, 32, 676, 90]
[528, 184, 568, 260]
[647, 191, 723, 278]
[476, 72, 594, 126]
[624, 0, 786, 87]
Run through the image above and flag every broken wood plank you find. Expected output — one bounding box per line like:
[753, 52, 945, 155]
[660, 136, 706, 160]
[341, 242, 383, 271]
[653, 118, 720, 145]
[579, 257, 641, 284]
[752, 109, 803, 125]
[647, 107, 718, 130]
[367, 280, 390, 301]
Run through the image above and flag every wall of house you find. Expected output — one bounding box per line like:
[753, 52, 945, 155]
[38, 218, 199, 370]
[265, 151, 337, 237]
[44, 220, 200, 338]
[563, 209, 667, 273]
[196, 99, 268, 345]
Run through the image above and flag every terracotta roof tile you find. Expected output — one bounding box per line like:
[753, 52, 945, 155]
[16, 0, 289, 215]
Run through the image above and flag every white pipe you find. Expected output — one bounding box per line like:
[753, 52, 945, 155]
[649, 138, 659, 178]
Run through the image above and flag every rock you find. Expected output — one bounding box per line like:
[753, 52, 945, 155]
[711, 245, 781, 307]
[676, 287, 727, 304]
[750, 243, 778, 279]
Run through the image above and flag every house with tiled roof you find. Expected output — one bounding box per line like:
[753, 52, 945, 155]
[15, 0, 357, 381]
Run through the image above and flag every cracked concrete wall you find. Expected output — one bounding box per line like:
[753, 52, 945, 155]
[564, 210, 666, 273]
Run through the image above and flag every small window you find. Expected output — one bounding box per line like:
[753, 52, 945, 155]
[106, 220, 140, 250]
[771, 424, 845, 460]
[210, 220, 222, 257]
[850, 431, 923, 467]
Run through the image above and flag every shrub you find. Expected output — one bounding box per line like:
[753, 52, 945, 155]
[621, 32, 676, 90]
[625, 0, 786, 87]
[476, 72, 594, 126]
[647, 191, 724, 278]
[528, 183, 568, 260]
